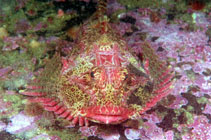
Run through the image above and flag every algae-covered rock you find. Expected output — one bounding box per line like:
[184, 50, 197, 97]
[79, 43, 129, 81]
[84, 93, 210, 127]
[0, 27, 9, 39]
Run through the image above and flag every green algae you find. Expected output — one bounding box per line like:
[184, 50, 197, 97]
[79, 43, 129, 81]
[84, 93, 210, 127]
[197, 96, 208, 104]
[116, 0, 192, 12]
[173, 123, 179, 128]
[185, 69, 196, 81]
[22, 0, 77, 37]
[0, 50, 32, 90]
[47, 128, 83, 140]
[110, 9, 127, 23]
[171, 108, 194, 134]
[175, 108, 194, 125]
[3, 9, 27, 34]
[37, 119, 84, 140]
[184, 111, 194, 125]
[1, 0, 77, 38]
[117, 0, 165, 9]
[29, 40, 47, 60]
[186, 105, 194, 112]
[0, 0, 16, 14]
[4, 77, 27, 91]
[36, 116, 55, 128]
[1, 93, 25, 119]
[34, 113, 84, 140]
[3, 94, 23, 108]
[0, 49, 31, 67]
[15, 129, 39, 140]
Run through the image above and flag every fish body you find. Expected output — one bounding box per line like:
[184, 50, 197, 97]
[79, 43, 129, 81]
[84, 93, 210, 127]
[21, 1, 174, 126]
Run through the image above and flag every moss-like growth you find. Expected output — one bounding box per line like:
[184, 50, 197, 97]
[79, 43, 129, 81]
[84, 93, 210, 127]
[185, 69, 196, 81]
[186, 105, 194, 112]
[0, 49, 36, 90]
[0, 27, 9, 39]
[1, 0, 78, 38]
[1, 93, 25, 119]
[3, 9, 27, 34]
[28, 40, 47, 60]
[184, 111, 194, 124]
[109, 9, 127, 23]
[0, 50, 31, 68]
[36, 113, 83, 140]
[197, 96, 208, 104]
[173, 123, 179, 128]
[46, 128, 83, 140]
[21, 0, 78, 37]
[24, 102, 44, 116]
[117, 0, 164, 9]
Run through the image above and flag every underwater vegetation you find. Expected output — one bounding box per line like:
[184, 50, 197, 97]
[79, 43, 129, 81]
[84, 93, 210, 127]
[0, 0, 211, 140]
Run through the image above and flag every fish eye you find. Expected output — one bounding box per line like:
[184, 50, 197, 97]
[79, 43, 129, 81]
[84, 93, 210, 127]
[124, 74, 128, 80]
[90, 71, 95, 78]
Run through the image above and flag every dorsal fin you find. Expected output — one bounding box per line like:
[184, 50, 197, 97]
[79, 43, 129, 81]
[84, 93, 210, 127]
[95, 0, 109, 34]
[86, 0, 108, 34]
[95, 0, 107, 17]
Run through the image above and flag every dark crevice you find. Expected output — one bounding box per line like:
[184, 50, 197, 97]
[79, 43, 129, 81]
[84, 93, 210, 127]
[181, 92, 206, 115]
[120, 15, 136, 24]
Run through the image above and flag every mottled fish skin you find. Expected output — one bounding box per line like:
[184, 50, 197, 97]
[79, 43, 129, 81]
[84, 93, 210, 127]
[21, 0, 174, 126]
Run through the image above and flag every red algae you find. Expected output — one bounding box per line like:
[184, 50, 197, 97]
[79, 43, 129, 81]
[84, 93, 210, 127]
[189, 0, 206, 10]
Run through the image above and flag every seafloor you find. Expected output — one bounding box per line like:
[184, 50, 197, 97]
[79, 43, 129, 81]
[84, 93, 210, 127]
[0, 0, 211, 140]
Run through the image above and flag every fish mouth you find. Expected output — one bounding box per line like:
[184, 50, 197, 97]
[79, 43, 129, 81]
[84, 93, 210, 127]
[82, 105, 132, 124]
[87, 114, 128, 124]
